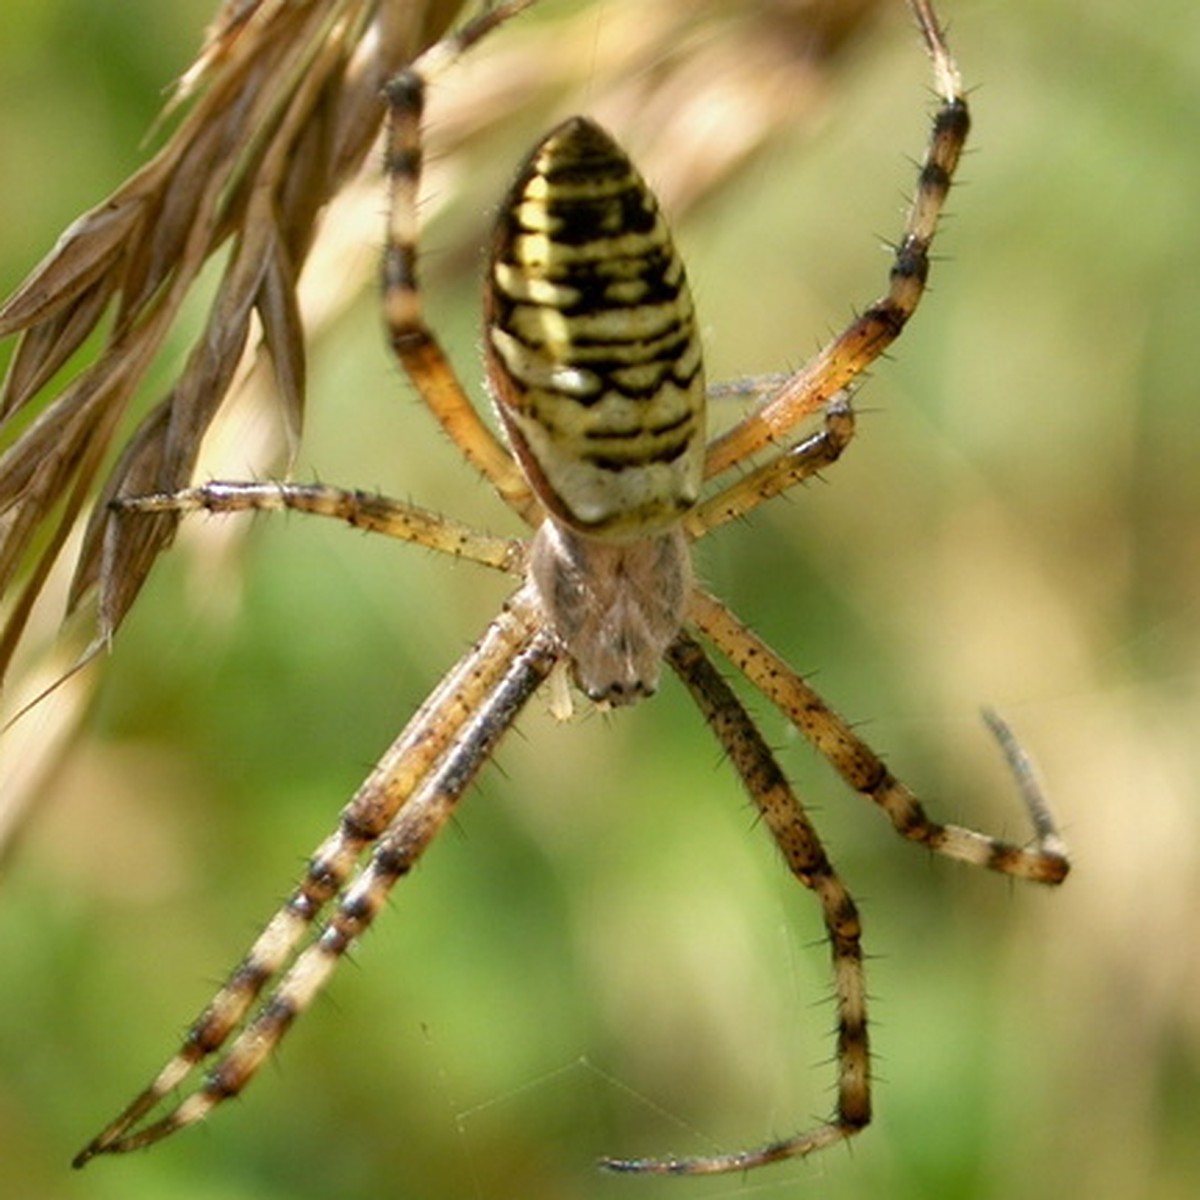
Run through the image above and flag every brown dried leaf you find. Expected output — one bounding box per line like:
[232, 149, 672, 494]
[66, 401, 174, 623]
[256, 228, 306, 464]
[0, 195, 146, 338]
[0, 278, 110, 418]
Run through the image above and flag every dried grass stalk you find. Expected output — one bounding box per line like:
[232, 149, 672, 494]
[0, 0, 471, 684]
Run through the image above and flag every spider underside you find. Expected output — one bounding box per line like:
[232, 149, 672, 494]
[74, 0, 1069, 1176]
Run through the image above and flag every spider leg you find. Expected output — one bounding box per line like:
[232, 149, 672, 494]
[74, 586, 552, 1166]
[689, 588, 1069, 882]
[684, 395, 854, 540]
[114, 481, 525, 573]
[382, 2, 542, 525]
[701, 0, 966, 487]
[604, 631, 869, 1174]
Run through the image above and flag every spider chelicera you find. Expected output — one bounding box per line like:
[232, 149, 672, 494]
[75, 0, 1069, 1176]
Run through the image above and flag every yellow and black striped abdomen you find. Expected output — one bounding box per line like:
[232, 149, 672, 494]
[485, 117, 705, 538]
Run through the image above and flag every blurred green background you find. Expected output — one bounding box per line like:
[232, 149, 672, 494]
[2, 2, 1198, 1199]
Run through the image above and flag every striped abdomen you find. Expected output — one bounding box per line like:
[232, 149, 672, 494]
[485, 117, 705, 539]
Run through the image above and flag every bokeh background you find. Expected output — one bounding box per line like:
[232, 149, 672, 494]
[2, 1, 1198, 1199]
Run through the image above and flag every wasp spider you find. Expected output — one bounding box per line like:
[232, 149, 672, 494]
[75, 0, 1069, 1176]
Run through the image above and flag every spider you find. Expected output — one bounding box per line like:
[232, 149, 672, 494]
[73, 0, 1069, 1177]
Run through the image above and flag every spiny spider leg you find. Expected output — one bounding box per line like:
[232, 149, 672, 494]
[688, 587, 1070, 883]
[382, 0, 542, 525]
[115, 482, 525, 574]
[604, 632, 868, 1174]
[684, 396, 855, 540]
[74, 588, 549, 1166]
[701, 0, 966, 485]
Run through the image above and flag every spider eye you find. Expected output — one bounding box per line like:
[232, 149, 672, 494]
[484, 116, 705, 539]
